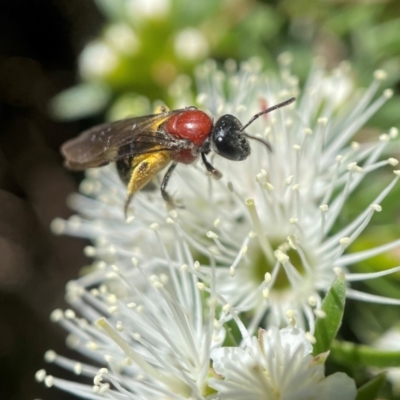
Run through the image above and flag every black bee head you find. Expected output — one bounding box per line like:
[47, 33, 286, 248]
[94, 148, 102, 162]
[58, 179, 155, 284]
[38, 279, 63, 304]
[211, 114, 250, 161]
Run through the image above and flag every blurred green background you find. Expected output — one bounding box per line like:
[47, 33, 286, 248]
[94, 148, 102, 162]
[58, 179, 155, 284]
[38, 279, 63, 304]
[0, 0, 400, 399]
[51, 0, 400, 126]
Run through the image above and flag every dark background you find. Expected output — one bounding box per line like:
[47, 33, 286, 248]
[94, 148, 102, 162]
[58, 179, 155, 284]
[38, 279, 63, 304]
[0, 1, 102, 399]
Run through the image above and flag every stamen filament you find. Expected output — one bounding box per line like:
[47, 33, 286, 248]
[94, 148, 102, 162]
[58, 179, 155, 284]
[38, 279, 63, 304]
[245, 199, 274, 263]
[346, 266, 400, 282]
[97, 318, 192, 396]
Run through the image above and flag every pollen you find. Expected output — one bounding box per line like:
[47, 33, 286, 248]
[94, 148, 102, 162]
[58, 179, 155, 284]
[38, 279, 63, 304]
[44, 350, 57, 363]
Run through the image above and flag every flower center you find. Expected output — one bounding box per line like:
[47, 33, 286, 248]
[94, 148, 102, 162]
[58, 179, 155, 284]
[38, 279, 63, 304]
[203, 368, 218, 397]
[251, 238, 306, 290]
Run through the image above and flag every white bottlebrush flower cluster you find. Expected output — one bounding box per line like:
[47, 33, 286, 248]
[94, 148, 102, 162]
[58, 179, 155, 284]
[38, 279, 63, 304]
[210, 326, 357, 400]
[37, 56, 400, 398]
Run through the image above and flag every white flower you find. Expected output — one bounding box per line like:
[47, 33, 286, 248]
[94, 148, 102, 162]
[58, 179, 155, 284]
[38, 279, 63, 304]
[36, 251, 224, 398]
[52, 56, 400, 336]
[210, 326, 357, 400]
[372, 326, 400, 395]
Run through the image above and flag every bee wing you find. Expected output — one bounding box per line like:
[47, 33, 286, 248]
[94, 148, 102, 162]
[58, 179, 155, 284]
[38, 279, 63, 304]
[61, 110, 184, 170]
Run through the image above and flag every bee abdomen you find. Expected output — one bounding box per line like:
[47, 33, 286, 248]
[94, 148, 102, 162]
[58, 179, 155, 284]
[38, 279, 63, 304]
[116, 156, 158, 191]
[116, 157, 134, 185]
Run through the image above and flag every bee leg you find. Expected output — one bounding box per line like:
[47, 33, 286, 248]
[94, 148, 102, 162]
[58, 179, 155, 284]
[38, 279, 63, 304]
[124, 193, 135, 219]
[201, 152, 222, 179]
[124, 151, 171, 219]
[161, 161, 183, 208]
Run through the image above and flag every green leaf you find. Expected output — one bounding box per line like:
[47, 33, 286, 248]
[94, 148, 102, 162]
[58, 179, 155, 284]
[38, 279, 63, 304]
[331, 340, 400, 368]
[313, 273, 346, 355]
[223, 318, 240, 347]
[356, 373, 387, 400]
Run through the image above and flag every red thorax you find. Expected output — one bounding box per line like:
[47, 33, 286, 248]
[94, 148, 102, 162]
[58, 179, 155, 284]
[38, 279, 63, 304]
[164, 109, 213, 164]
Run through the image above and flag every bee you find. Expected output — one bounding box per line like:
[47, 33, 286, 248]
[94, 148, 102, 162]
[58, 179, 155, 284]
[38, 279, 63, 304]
[61, 97, 295, 217]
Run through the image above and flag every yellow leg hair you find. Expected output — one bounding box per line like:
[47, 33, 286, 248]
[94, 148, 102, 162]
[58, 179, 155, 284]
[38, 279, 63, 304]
[124, 151, 171, 218]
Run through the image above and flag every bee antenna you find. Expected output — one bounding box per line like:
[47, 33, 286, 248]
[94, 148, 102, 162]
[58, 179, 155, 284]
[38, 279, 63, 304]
[243, 134, 273, 152]
[240, 97, 296, 132]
